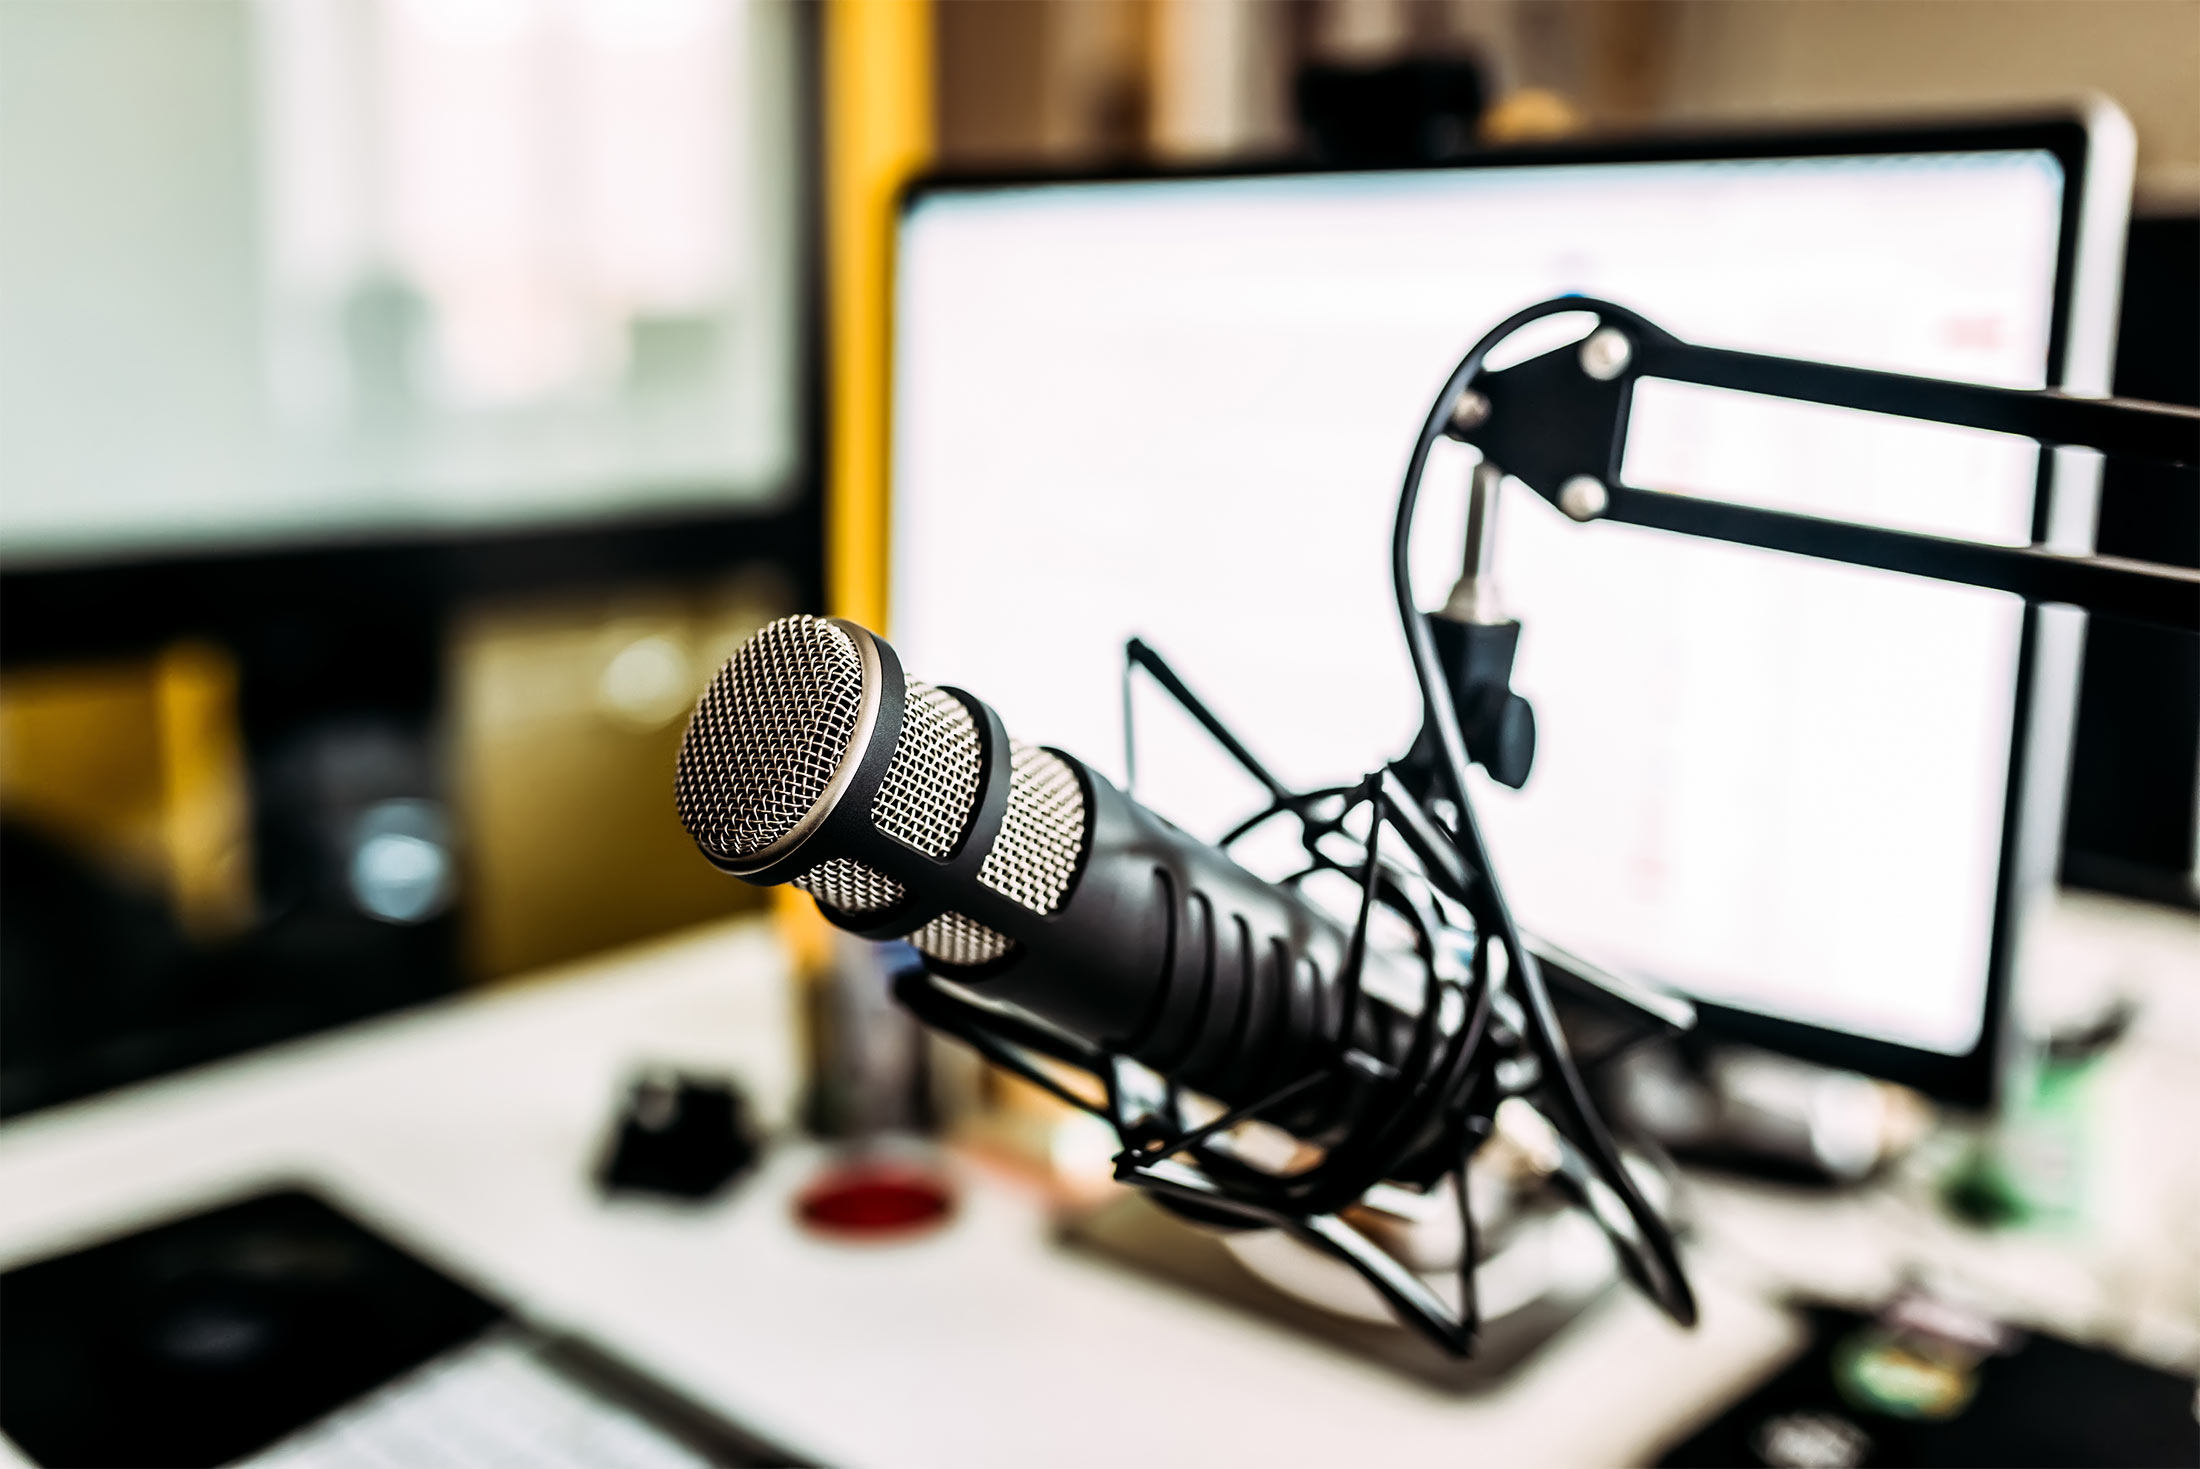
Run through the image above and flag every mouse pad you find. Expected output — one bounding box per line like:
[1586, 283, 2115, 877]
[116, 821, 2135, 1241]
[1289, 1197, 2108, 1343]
[1, 1186, 799, 1468]
[1, 1187, 507, 1467]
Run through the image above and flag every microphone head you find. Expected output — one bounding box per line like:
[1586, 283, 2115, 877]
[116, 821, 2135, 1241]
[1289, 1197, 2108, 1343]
[674, 613, 876, 867]
[674, 614, 1088, 970]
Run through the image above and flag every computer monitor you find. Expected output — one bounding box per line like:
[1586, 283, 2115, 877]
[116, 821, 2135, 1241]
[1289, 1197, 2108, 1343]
[0, 0, 804, 567]
[887, 113, 2133, 1105]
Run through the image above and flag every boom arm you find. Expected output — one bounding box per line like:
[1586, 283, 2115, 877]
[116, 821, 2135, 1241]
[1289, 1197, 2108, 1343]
[1444, 298, 2200, 631]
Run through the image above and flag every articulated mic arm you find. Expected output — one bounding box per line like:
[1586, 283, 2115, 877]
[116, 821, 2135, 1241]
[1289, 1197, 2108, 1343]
[1440, 298, 2200, 631]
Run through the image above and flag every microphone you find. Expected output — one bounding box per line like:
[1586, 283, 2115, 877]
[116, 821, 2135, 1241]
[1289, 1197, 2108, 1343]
[665, 298, 1783, 1354]
[675, 613, 1425, 1148]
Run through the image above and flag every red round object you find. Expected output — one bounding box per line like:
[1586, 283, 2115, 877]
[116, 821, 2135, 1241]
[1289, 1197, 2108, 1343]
[795, 1163, 954, 1237]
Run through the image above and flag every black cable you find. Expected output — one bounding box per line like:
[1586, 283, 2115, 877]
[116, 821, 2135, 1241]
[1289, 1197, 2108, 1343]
[1388, 300, 1698, 1326]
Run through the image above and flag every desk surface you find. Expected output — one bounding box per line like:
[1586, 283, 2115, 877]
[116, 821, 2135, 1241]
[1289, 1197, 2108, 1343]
[4, 896, 2194, 1467]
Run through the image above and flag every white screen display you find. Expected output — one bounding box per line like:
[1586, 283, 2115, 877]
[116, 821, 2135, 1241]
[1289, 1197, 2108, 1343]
[889, 152, 2068, 1057]
[0, 0, 801, 566]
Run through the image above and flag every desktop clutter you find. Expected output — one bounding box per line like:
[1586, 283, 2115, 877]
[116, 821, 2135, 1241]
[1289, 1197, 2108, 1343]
[5, 899, 2194, 1469]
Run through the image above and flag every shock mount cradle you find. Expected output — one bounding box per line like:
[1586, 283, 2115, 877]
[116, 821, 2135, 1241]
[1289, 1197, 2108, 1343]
[891, 296, 2200, 1357]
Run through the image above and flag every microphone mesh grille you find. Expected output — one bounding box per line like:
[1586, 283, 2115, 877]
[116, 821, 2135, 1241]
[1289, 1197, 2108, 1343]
[675, 615, 864, 861]
[793, 857, 1013, 967]
[978, 744, 1085, 916]
[790, 679, 983, 921]
[793, 741, 1082, 966]
[909, 912, 1015, 967]
[797, 858, 904, 913]
[873, 681, 982, 856]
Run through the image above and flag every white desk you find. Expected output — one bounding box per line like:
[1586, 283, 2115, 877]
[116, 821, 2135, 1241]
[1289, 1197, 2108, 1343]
[4, 896, 2193, 1467]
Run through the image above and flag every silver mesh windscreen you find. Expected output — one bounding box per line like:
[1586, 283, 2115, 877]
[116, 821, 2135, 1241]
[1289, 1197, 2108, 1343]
[675, 615, 864, 861]
[794, 857, 1011, 966]
[909, 911, 1015, 967]
[791, 679, 979, 921]
[796, 858, 904, 913]
[873, 680, 982, 855]
[978, 742, 1086, 916]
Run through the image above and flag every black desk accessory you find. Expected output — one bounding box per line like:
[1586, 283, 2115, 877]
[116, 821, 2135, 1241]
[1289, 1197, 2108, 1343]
[0, 1186, 791, 1467]
[1658, 1298, 2198, 1467]
[597, 1070, 761, 1202]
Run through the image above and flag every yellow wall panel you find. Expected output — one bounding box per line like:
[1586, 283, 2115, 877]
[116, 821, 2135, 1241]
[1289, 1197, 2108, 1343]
[826, 0, 935, 630]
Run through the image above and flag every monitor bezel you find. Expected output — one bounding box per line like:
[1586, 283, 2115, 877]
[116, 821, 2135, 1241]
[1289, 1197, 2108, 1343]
[889, 112, 2118, 1108]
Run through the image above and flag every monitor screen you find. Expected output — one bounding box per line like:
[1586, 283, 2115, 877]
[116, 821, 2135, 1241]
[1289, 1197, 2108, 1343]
[889, 133, 2107, 1074]
[0, 0, 803, 566]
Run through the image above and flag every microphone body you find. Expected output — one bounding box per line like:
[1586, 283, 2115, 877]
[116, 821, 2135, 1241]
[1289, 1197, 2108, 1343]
[960, 758, 1401, 1123]
[676, 616, 1422, 1146]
